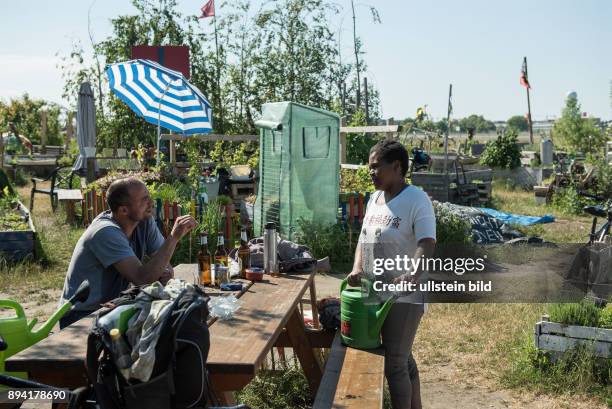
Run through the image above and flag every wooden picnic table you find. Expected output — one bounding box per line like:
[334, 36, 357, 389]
[5, 264, 323, 402]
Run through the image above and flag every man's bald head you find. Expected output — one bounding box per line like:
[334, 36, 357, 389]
[106, 177, 147, 212]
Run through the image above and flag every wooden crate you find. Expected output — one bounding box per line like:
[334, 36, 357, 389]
[411, 173, 451, 202]
[535, 319, 612, 359]
[0, 201, 36, 262]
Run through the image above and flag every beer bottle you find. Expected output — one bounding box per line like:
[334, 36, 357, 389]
[214, 231, 228, 267]
[197, 232, 211, 285]
[237, 228, 250, 279]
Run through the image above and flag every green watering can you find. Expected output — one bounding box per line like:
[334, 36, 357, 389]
[0, 280, 90, 375]
[340, 277, 397, 349]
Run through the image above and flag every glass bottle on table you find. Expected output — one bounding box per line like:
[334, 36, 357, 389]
[197, 232, 211, 285]
[237, 228, 250, 279]
[214, 232, 228, 267]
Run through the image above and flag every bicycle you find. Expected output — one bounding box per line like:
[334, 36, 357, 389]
[562, 191, 612, 303]
[578, 191, 611, 245]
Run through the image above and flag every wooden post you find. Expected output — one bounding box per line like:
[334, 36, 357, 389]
[444, 84, 453, 202]
[348, 194, 355, 225]
[340, 117, 347, 164]
[364, 77, 369, 124]
[40, 110, 47, 154]
[0, 128, 4, 168]
[169, 140, 176, 168]
[387, 118, 396, 139]
[341, 82, 347, 117]
[65, 112, 74, 151]
[285, 308, 323, 395]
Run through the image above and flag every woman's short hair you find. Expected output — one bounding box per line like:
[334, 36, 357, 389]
[370, 139, 409, 177]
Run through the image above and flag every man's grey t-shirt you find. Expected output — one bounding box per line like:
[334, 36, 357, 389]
[60, 210, 165, 312]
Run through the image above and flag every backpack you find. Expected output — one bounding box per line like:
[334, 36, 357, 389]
[86, 284, 211, 409]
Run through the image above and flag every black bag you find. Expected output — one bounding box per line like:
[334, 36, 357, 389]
[86, 285, 211, 409]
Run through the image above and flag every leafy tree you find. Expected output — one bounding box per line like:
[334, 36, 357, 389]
[0, 95, 62, 145]
[346, 110, 378, 164]
[479, 127, 521, 169]
[507, 115, 528, 132]
[458, 114, 496, 133]
[57, 0, 381, 168]
[552, 94, 605, 155]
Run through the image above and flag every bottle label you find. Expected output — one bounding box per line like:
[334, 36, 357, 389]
[200, 236, 208, 245]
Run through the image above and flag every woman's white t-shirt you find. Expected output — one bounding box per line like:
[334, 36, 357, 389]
[359, 185, 436, 304]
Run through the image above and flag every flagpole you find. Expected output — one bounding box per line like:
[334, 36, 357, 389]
[213, 10, 223, 133]
[524, 56, 534, 145]
[444, 83, 452, 202]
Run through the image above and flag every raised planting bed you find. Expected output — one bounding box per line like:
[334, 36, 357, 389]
[0, 199, 36, 262]
[535, 317, 612, 359]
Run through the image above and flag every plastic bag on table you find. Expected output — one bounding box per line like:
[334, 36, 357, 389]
[209, 294, 243, 320]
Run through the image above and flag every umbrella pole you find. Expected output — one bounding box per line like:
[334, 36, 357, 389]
[156, 83, 172, 167]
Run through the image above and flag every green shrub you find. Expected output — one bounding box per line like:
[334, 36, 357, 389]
[432, 201, 472, 244]
[548, 301, 601, 327]
[340, 166, 374, 192]
[479, 128, 521, 169]
[295, 218, 357, 265]
[552, 186, 590, 215]
[594, 160, 612, 199]
[599, 305, 612, 329]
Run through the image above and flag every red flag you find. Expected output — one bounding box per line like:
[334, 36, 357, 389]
[520, 59, 530, 89]
[199, 0, 215, 18]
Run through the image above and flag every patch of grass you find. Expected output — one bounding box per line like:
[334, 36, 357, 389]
[235, 363, 312, 409]
[501, 332, 611, 404]
[0, 184, 83, 294]
[490, 181, 592, 243]
[548, 301, 602, 327]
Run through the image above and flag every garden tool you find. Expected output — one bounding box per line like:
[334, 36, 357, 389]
[340, 278, 397, 349]
[0, 280, 90, 374]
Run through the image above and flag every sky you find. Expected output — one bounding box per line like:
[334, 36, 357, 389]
[0, 0, 611, 122]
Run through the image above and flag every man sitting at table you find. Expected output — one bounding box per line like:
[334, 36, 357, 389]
[58, 177, 197, 329]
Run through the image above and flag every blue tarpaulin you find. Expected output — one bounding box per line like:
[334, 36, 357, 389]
[477, 207, 555, 226]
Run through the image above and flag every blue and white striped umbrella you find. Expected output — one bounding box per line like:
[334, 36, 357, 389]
[106, 59, 213, 135]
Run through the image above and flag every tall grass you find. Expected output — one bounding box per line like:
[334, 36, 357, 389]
[548, 301, 603, 327]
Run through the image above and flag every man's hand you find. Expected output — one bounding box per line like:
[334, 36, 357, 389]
[170, 215, 197, 241]
[160, 264, 174, 285]
[347, 270, 363, 287]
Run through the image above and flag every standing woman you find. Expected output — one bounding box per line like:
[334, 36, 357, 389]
[347, 139, 436, 409]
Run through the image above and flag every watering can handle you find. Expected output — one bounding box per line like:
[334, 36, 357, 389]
[340, 277, 373, 295]
[0, 300, 26, 319]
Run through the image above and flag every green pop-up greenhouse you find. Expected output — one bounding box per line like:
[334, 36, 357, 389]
[254, 102, 340, 240]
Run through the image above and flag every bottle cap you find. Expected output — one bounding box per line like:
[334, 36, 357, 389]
[265, 222, 276, 230]
[110, 328, 121, 339]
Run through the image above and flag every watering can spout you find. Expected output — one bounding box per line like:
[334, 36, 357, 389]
[372, 294, 397, 337]
[32, 280, 90, 342]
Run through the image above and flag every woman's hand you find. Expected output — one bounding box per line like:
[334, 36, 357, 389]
[347, 270, 363, 287]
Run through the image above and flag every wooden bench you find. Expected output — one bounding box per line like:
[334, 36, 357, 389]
[56, 188, 84, 224]
[313, 331, 385, 409]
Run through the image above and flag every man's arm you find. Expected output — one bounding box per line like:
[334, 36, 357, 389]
[114, 215, 196, 285]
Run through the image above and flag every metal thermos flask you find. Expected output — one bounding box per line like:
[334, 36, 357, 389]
[264, 222, 279, 276]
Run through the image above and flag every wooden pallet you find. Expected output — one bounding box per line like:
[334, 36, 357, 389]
[535, 319, 612, 359]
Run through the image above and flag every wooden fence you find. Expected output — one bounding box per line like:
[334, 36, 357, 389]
[338, 192, 371, 225]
